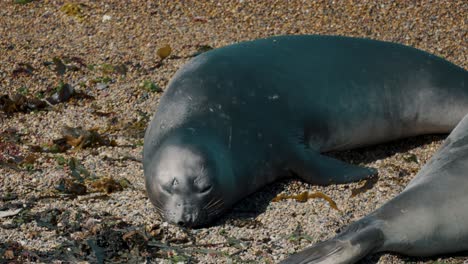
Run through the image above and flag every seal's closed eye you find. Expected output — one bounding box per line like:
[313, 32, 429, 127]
[199, 185, 212, 194]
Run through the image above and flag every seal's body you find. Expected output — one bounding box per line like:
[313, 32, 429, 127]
[281, 113, 468, 263]
[143, 35, 468, 227]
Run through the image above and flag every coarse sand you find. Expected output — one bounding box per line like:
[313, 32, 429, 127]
[1, 1, 467, 263]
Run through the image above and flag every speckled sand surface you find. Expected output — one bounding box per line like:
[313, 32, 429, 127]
[0, 1, 467, 263]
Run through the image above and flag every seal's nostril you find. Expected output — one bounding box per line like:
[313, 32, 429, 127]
[177, 221, 185, 226]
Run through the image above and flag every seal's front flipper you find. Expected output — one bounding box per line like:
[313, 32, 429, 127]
[290, 150, 377, 185]
[279, 219, 384, 264]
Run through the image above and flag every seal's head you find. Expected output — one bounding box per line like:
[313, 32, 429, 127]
[144, 136, 234, 227]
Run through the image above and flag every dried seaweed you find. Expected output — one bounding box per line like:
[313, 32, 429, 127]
[61, 126, 116, 149]
[140, 80, 162, 93]
[0, 241, 36, 262]
[12, 63, 34, 77]
[0, 192, 18, 202]
[0, 83, 90, 115]
[89, 177, 124, 194]
[35, 209, 63, 229]
[403, 153, 419, 163]
[1, 208, 34, 229]
[56, 178, 87, 195]
[156, 44, 172, 60]
[272, 191, 340, 211]
[14, 0, 34, 4]
[350, 175, 379, 197]
[227, 218, 263, 229]
[60, 2, 87, 21]
[44, 57, 86, 75]
[0, 132, 37, 171]
[31, 126, 116, 153]
[287, 224, 314, 243]
[190, 44, 214, 57]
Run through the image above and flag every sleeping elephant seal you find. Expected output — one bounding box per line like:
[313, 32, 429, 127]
[143, 35, 468, 227]
[280, 112, 468, 264]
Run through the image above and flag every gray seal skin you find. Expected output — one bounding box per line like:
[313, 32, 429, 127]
[280, 112, 468, 264]
[143, 35, 468, 227]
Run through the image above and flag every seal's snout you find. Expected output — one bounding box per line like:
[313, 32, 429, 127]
[164, 192, 226, 227]
[168, 202, 204, 227]
[174, 211, 198, 227]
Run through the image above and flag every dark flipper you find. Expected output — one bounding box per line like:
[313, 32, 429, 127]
[289, 149, 377, 185]
[280, 219, 384, 264]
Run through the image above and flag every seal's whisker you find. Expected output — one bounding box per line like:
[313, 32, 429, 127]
[204, 198, 219, 209]
[209, 201, 224, 210]
[206, 201, 225, 213]
[154, 208, 164, 215]
[203, 197, 217, 210]
[207, 207, 224, 217]
[205, 199, 224, 210]
[152, 199, 164, 206]
[211, 198, 224, 207]
[152, 204, 164, 214]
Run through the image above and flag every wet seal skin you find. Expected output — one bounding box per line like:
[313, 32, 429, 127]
[281, 112, 468, 264]
[143, 35, 468, 227]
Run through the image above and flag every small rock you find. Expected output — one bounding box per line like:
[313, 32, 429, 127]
[96, 83, 109, 90]
[102, 15, 112, 22]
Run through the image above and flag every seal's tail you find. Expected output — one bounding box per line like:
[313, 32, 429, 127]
[280, 220, 384, 264]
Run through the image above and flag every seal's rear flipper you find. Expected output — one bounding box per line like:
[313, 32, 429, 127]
[280, 221, 383, 264]
[290, 150, 377, 185]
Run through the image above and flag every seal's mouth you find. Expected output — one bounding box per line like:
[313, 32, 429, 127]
[154, 197, 226, 228]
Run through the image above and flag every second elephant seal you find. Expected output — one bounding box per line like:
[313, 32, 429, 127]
[281, 112, 468, 263]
